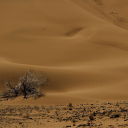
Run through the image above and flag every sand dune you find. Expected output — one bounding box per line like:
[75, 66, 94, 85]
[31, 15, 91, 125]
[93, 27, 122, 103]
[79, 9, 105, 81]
[1, 0, 128, 127]
[1, 0, 128, 106]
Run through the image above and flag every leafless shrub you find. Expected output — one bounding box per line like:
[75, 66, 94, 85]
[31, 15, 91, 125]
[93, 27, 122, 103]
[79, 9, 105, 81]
[0, 70, 49, 99]
[68, 103, 73, 108]
[68, 103, 73, 110]
[55, 110, 59, 116]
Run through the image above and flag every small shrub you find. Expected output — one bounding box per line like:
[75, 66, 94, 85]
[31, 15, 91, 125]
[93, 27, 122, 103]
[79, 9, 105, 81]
[0, 70, 49, 99]
[68, 103, 73, 108]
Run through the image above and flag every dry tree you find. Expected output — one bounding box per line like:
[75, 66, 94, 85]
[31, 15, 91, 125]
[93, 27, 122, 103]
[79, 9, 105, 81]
[0, 70, 49, 99]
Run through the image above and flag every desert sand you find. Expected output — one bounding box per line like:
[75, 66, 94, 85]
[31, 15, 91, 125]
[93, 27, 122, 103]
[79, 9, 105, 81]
[1, 0, 128, 127]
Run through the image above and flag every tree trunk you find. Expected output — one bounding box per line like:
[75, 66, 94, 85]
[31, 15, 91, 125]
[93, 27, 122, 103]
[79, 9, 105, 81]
[22, 83, 27, 98]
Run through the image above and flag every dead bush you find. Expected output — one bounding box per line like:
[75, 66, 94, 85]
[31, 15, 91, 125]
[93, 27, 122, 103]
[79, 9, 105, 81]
[0, 70, 49, 99]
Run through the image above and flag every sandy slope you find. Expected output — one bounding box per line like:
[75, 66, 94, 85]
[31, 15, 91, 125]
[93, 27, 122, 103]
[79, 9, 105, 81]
[1, 0, 128, 105]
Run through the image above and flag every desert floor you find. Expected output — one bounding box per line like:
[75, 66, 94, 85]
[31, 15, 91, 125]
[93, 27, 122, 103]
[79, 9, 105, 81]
[1, 100, 128, 128]
[1, 0, 128, 127]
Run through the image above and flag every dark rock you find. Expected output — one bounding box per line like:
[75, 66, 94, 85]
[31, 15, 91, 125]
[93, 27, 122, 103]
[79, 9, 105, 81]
[66, 125, 71, 127]
[76, 124, 87, 128]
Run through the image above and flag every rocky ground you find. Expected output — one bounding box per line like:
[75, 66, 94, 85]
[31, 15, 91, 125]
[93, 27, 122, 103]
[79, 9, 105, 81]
[0, 101, 128, 128]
